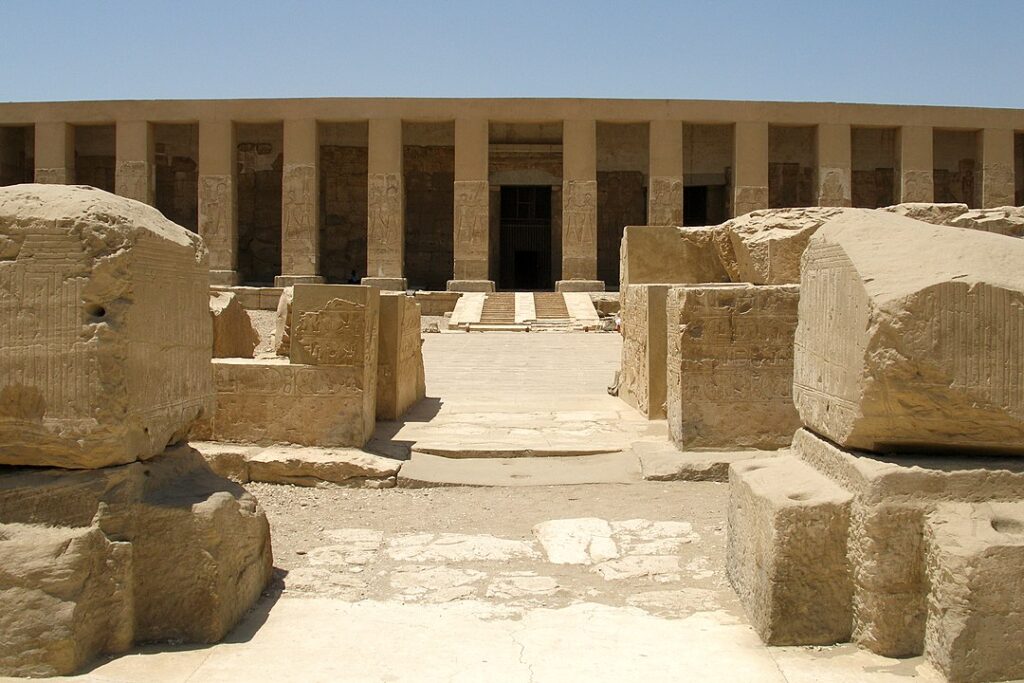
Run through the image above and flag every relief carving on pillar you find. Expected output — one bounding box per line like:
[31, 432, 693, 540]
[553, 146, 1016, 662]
[982, 163, 1015, 207]
[817, 167, 851, 207]
[454, 180, 489, 260]
[282, 163, 317, 274]
[198, 174, 235, 270]
[648, 176, 683, 225]
[901, 170, 934, 203]
[733, 185, 768, 217]
[367, 172, 403, 276]
[563, 180, 597, 257]
[34, 168, 68, 185]
[115, 160, 151, 203]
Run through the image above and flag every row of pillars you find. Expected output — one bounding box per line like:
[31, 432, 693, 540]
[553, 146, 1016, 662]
[31, 119, 1019, 288]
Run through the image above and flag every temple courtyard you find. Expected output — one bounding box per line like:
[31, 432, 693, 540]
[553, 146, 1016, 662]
[2, 332, 948, 683]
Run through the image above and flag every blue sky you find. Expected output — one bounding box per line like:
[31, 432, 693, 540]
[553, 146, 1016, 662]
[2, 1, 1022, 107]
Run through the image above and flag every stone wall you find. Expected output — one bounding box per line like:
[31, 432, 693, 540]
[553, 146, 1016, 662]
[851, 127, 896, 209]
[236, 124, 283, 284]
[153, 123, 198, 232]
[74, 125, 115, 192]
[619, 284, 669, 419]
[320, 144, 368, 283]
[768, 126, 814, 209]
[597, 171, 645, 288]
[404, 145, 454, 290]
[933, 129, 978, 207]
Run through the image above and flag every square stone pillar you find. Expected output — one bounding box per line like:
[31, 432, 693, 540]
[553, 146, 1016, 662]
[732, 122, 769, 216]
[34, 122, 73, 185]
[277, 119, 323, 286]
[979, 128, 1015, 208]
[198, 120, 239, 286]
[816, 123, 852, 207]
[115, 120, 153, 204]
[364, 118, 405, 290]
[562, 119, 598, 283]
[648, 120, 684, 225]
[451, 118, 491, 289]
[898, 125, 934, 203]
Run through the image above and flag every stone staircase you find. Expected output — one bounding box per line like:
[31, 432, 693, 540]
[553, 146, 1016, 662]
[533, 292, 570, 320]
[478, 292, 516, 324]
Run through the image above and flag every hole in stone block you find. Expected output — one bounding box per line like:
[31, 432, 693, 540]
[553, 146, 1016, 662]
[85, 304, 106, 320]
[991, 517, 1024, 536]
[787, 491, 814, 501]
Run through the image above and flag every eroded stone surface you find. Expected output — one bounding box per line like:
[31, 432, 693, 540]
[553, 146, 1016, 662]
[793, 210, 1024, 454]
[210, 290, 259, 358]
[618, 224, 729, 288]
[386, 533, 540, 563]
[377, 293, 426, 420]
[273, 286, 293, 355]
[533, 518, 619, 565]
[0, 184, 212, 468]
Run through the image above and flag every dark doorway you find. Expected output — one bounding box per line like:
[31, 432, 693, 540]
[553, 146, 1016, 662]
[499, 186, 552, 290]
[683, 184, 728, 226]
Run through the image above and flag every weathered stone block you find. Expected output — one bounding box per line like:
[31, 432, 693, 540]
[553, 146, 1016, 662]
[361, 276, 406, 291]
[446, 279, 495, 293]
[0, 184, 212, 469]
[555, 279, 605, 292]
[0, 447, 272, 676]
[667, 284, 801, 449]
[619, 284, 670, 419]
[718, 207, 852, 284]
[194, 358, 376, 447]
[727, 456, 854, 645]
[414, 290, 462, 315]
[273, 285, 293, 355]
[794, 210, 1024, 454]
[619, 225, 729, 288]
[290, 284, 380, 374]
[924, 502, 1024, 683]
[210, 290, 259, 358]
[377, 293, 426, 420]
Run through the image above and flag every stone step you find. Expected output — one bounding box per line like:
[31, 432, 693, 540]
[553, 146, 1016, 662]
[396, 451, 643, 487]
[534, 292, 570, 319]
[412, 445, 621, 459]
[479, 292, 516, 324]
[631, 441, 782, 482]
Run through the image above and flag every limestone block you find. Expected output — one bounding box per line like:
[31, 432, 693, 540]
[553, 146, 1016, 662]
[446, 279, 495, 293]
[196, 359, 376, 447]
[793, 210, 1024, 454]
[590, 292, 619, 317]
[0, 524, 133, 677]
[290, 285, 380, 377]
[0, 184, 212, 469]
[727, 456, 854, 645]
[247, 446, 401, 487]
[718, 207, 853, 284]
[0, 447, 272, 675]
[414, 290, 462, 315]
[273, 286, 293, 355]
[924, 502, 1024, 683]
[210, 290, 259, 358]
[881, 202, 969, 226]
[667, 284, 801, 450]
[555, 279, 605, 293]
[362, 276, 407, 291]
[377, 293, 425, 420]
[619, 285, 670, 419]
[619, 225, 729, 289]
[948, 207, 1024, 238]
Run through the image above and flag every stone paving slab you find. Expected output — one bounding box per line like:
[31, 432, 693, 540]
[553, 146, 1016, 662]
[397, 452, 644, 487]
[634, 441, 783, 482]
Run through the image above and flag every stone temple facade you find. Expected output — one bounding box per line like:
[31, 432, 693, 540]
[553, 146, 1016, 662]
[1, 98, 1023, 292]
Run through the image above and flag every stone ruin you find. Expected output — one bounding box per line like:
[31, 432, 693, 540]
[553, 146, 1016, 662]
[727, 210, 1024, 683]
[618, 204, 1024, 680]
[0, 185, 272, 676]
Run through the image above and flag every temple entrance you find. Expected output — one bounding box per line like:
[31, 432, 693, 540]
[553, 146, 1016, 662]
[498, 185, 553, 290]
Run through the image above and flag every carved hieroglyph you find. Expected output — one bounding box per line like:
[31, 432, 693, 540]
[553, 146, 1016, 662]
[115, 160, 151, 204]
[981, 162, 1015, 208]
[647, 176, 684, 226]
[900, 169, 934, 203]
[733, 185, 768, 217]
[294, 298, 366, 366]
[281, 163, 317, 276]
[0, 184, 212, 468]
[562, 180, 597, 279]
[453, 180, 489, 279]
[793, 210, 1024, 453]
[35, 168, 69, 185]
[667, 283, 801, 450]
[198, 174, 236, 271]
[816, 167, 852, 207]
[367, 172, 403, 278]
